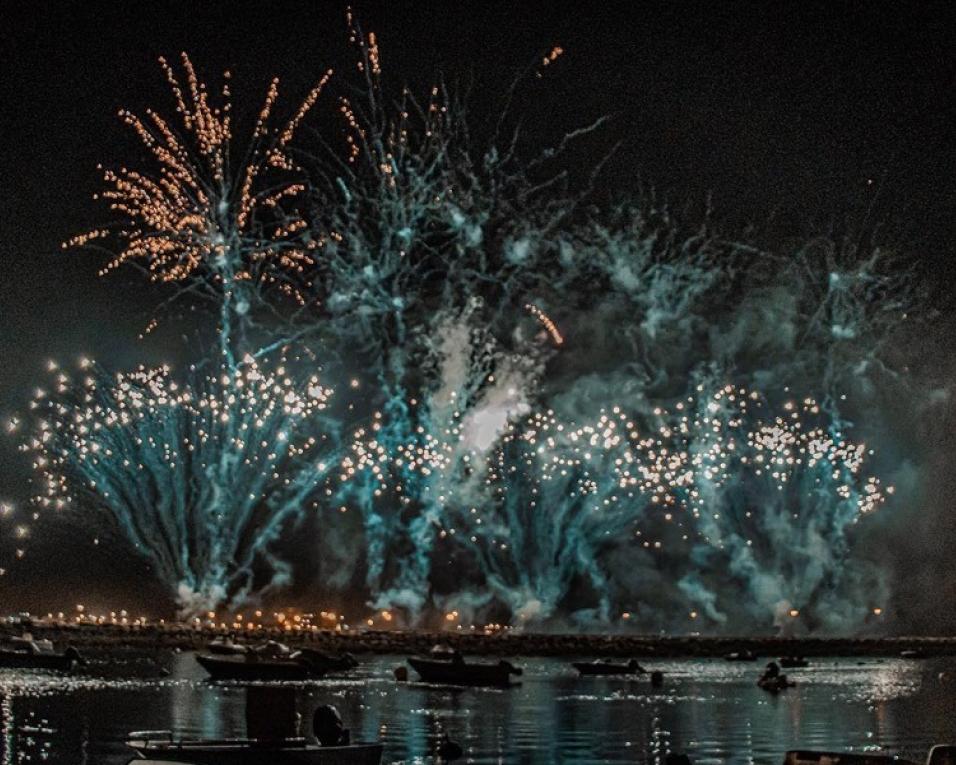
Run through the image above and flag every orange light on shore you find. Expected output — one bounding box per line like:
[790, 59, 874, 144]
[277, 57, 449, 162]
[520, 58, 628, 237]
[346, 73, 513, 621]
[873, 607, 883, 616]
[789, 609, 800, 618]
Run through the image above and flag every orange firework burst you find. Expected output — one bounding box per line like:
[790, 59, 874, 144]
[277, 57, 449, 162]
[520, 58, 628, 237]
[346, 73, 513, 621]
[65, 53, 333, 305]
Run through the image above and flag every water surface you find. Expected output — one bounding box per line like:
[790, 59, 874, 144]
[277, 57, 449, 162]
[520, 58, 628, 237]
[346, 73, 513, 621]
[2, 651, 956, 763]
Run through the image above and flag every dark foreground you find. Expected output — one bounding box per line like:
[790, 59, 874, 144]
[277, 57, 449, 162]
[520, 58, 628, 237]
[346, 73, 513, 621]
[3, 620, 956, 657]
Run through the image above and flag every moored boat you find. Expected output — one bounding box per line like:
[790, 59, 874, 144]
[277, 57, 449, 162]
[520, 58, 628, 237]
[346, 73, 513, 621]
[407, 656, 522, 687]
[125, 731, 383, 765]
[196, 642, 357, 681]
[724, 650, 758, 662]
[196, 652, 320, 681]
[572, 659, 646, 676]
[0, 635, 85, 672]
[207, 638, 249, 655]
[296, 648, 359, 673]
[779, 656, 809, 669]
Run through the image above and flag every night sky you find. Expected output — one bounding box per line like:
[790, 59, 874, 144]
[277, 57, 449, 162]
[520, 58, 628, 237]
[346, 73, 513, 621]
[2, 1, 956, 614]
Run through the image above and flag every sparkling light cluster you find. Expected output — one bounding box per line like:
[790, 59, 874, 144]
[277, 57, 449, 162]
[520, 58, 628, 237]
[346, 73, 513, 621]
[341, 385, 890, 623]
[21, 355, 337, 614]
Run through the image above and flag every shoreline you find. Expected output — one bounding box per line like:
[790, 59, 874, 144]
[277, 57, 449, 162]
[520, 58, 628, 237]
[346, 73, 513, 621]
[4, 622, 956, 658]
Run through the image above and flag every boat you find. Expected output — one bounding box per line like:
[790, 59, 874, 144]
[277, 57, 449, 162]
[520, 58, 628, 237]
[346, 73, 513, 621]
[196, 642, 357, 681]
[572, 659, 646, 676]
[783, 753, 915, 765]
[0, 635, 85, 672]
[125, 731, 383, 765]
[407, 655, 522, 687]
[779, 656, 809, 668]
[196, 652, 320, 681]
[207, 638, 249, 655]
[783, 745, 956, 765]
[724, 650, 758, 662]
[296, 648, 359, 673]
[672, 744, 956, 765]
[783, 748, 956, 765]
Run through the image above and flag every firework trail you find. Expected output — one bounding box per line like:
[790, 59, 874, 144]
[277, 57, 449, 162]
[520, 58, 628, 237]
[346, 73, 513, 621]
[307, 20, 595, 617]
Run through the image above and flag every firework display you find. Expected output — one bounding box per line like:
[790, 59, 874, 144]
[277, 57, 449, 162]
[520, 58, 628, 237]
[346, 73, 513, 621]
[9, 22, 927, 631]
[22, 357, 337, 614]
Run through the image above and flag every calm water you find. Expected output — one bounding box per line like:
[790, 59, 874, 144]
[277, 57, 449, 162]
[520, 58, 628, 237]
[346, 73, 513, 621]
[2, 651, 956, 764]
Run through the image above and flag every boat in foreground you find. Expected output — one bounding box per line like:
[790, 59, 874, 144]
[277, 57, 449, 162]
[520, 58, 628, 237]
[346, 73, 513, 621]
[674, 744, 956, 765]
[784, 744, 956, 765]
[572, 659, 646, 676]
[126, 732, 383, 765]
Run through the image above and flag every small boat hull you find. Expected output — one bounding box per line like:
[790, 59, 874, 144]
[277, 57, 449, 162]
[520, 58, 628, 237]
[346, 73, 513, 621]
[0, 649, 79, 672]
[207, 641, 248, 656]
[783, 751, 917, 765]
[295, 649, 359, 674]
[195, 654, 323, 681]
[779, 657, 809, 669]
[407, 657, 518, 687]
[127, 737, 382, 765]
[572, 662, 645, 676]
[724, 651, 758, 662]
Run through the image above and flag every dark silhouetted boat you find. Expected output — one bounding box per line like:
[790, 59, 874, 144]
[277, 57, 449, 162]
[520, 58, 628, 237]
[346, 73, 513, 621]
[782, 744, 956, 765]
[196, 642, 356, 681]
[296, 648, 359, 673]
[779, 656, 809, 668]
[407, 655, 522, 687]
[674, 744, 956, 765]
[724, 650, 758, 662]
[572, 659, 646, 676]
[0, 635, 85, 672]
[207, 638, 249, 655]
[125, 731, 383, 764]
[196, 652, 320, 681]
[783, 753, 913, 765]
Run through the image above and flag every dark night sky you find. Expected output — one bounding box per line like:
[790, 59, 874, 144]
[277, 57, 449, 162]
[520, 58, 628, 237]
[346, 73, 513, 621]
[1, 1, 955, 611]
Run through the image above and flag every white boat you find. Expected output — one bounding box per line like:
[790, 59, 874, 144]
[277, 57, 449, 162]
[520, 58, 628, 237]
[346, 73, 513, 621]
[126, 731, 383, 765]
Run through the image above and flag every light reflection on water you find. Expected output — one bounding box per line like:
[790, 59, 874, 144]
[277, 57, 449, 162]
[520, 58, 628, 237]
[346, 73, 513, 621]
[0, 653, 955, 763]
